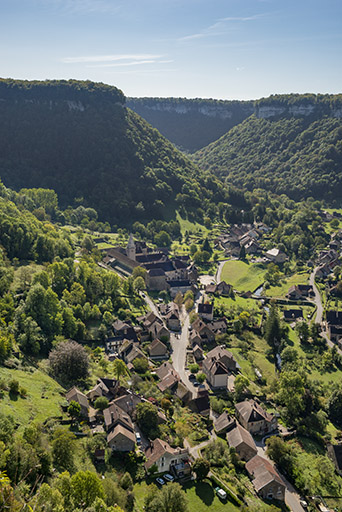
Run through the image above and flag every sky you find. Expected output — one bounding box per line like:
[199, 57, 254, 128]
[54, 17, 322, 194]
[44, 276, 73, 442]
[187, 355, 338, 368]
[1, 0, 342, 100]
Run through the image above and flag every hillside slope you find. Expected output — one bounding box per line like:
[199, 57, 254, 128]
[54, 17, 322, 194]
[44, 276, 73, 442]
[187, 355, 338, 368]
[126, 97, 254, 152]
[0, 79, 216, 225]
[193, 94, 342, 201]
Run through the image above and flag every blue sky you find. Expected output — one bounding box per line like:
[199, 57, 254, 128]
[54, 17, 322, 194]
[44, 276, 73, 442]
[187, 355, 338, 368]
[1, 0, 341, 99]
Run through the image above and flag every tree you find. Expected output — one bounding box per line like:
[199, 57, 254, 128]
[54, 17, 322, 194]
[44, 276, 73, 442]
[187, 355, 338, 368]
[68, 400, 81, 425]
[192, 458, 210, 481]
[264, 305, 282, 353]
[133, 276, 146, 292]
[52, 428, 76, 472]
[239, 245, 246, 260]
[94, 396, 109, 411]
[112, 359, 129, 384]
[71, 470, 104, 509]
[133, 357, 149, 374]
[49, 340, 89, 383]
[328, 388, 342, 427]
[145, 482, 188, 512]
[120, 472, 133, 490]
[174, 292, 183, 307]
[136, 402, 159, 438]
[196, 373, 206, 384]
[234, 374, 249, 399]
[155, 231, 171, 247]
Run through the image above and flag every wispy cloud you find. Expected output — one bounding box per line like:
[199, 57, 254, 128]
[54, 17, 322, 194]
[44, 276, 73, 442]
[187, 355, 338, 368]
[61, 54, 164, 64]
[178, 13, 266, 42]
[87, 59, 173, 68]
[42, 0, 121, 16]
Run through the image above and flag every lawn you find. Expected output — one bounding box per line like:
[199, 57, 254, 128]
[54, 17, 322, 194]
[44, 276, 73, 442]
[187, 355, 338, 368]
[176, 211, 209, 237]
[267, 271, 311, 298]
[0, 366, 65, 426]
[221, 260, 266, 293]
[133, 480, 240, 512]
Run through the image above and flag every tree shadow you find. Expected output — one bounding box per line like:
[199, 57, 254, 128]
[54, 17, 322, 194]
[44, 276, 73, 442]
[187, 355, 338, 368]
[194, 480, 215, 505]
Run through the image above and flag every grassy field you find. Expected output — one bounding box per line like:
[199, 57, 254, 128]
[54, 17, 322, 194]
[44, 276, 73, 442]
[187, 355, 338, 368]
[176, 212, 209, 237]
[133, 480, 240, 512]
[221, 260, 266, 293]
[0, 366, 65, 426]
[267, 271, 311, 298]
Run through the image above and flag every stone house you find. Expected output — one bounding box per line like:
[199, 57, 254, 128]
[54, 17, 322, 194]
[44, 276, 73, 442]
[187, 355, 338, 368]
[66, 387, 89, 417]
[226, 424, 258, 461]
[202, 345, 237, 389]
[246, 455, 285, 501]
[197, 303, 214, 321]
[147, 338, 168, 359]
[104, 403, 136, 452]
[145, 438, 191, 476]
[235, 399, 277, 435]
[214, 411, 236, 435]
[265, 248, 287, 264]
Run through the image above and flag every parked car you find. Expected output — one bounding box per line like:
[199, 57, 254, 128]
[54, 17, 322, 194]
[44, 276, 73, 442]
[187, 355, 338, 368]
[164, 473, 174, 482]
[156, 477, 165, 486]
[193, 381, 200, 386]
[215, 487, 227, 500]
[299, 498, 308, 508]
[189, 374, 196, 381]
[135, 432, 141, 445]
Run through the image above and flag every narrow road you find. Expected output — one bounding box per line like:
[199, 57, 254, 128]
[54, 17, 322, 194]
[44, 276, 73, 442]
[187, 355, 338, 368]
[215, 259, 229, 283]
[255, 439, 305, 512]
[309, 268, 342, 354]
[141, 293, 160, 317]
[309, 267, 324, 324]
[170, 306, 197, 396]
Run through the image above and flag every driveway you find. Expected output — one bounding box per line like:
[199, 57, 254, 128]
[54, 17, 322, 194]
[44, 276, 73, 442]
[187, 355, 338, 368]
[215, 259, 229, 283]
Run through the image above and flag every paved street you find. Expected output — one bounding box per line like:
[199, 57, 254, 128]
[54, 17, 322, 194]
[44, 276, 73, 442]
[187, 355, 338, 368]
[309, 268, 342, 354]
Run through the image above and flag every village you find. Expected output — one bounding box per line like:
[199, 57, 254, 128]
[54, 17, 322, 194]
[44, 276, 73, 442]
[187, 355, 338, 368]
[62, 211, 342, 512]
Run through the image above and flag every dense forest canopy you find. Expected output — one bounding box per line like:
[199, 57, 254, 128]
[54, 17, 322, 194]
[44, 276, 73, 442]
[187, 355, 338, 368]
[193, 114, 342, 202]
[0, 78, 227, 225]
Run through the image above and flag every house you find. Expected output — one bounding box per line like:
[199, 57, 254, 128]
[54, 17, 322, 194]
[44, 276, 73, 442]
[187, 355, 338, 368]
[107, 425, 136, 452]
[94, 448, 105, 463]
[226, 424, 258, 461]
[188, 387, 210, 416]
[214, 411, 236, 435]
[326, 311, 342, 343]
[160, 303, 181, 331]
[206, 346, 238, 372]
[265, 248, 287, 264]
[205, 281, 232, 296]
[283, 309, 303, 321]
[287, 285, 314, 300]
[193, 344, 204, 361]
[66, 387, 89, 417]
[207, 318, 228, 336]
[103, 403, 136, 452]
[113, 392, 144, 417]
[167, 279, 193, 298]
[198, 303, 214, 321]
[189, 331, 202, 348]
[145, 438, 191, 476]
[191, 318, 215, 342]
[147, 338, 168, 359]
[235, 399, 277, 435]
[203, 345, 238, 389]
[246, 455, 285, 501]
[327, 444, 342, 476]
[155, 361, 174, 380]
[87, 377, 119, 402]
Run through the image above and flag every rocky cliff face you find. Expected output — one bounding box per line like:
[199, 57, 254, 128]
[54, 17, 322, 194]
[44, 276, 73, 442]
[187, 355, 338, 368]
[127, 95, 342, 151]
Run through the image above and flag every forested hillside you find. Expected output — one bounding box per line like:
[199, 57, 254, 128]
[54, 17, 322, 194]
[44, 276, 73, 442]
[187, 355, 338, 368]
[126, 97, 254, 152]
[0, 79, 226, 226]
[193, 94, 342, 202]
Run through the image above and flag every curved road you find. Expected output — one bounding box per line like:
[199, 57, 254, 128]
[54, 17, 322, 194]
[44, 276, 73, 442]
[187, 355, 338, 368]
[309, 268, 342, 354]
